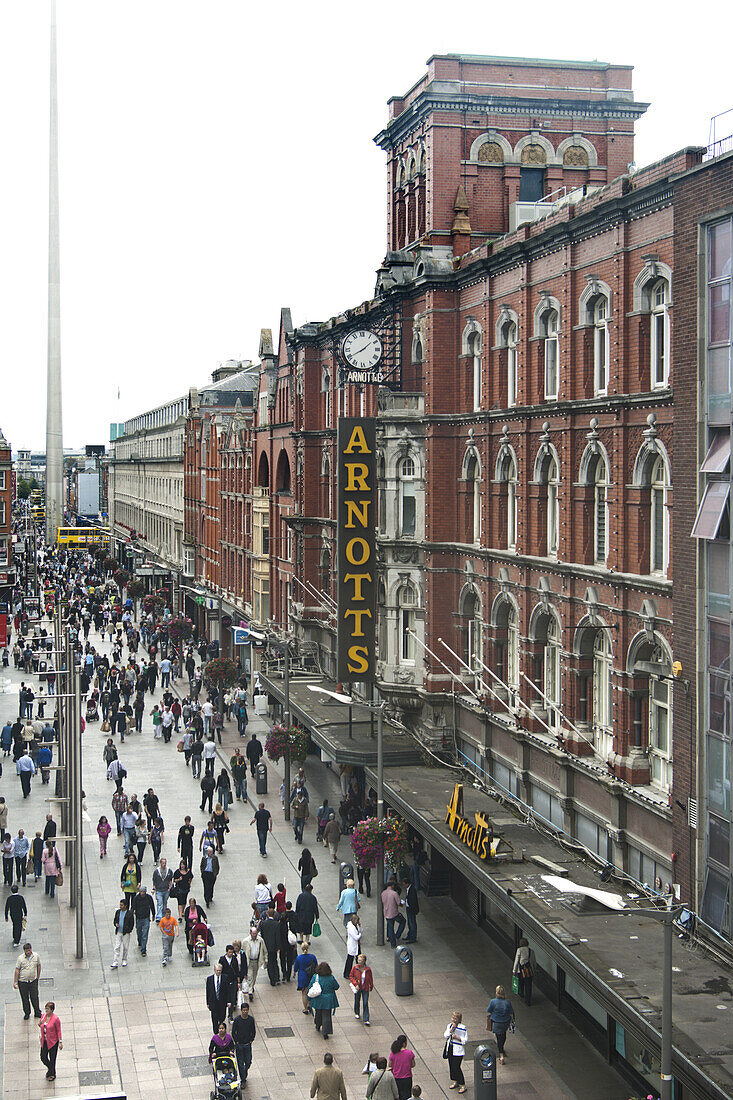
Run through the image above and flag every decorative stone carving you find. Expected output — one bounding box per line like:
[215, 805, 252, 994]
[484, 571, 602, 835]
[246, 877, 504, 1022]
[563, 145, 589, 167]
[395, 668, 415, 684]
[521, 144, 547, 166]
[478, 141, 504, 164]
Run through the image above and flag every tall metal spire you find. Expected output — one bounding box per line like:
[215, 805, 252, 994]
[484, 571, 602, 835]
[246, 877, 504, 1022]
[45, 0, 63, 544]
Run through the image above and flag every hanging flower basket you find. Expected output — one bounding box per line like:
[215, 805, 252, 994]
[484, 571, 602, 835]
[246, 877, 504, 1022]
[166, 615, 194, 647]
[203, 656, 238, 692]
[265, 723, 310, 763]
[142, 591, 166, 616]
[113, 568, 130, 590]
[126, 579, 145, 600]
[350, 815, 410, 870]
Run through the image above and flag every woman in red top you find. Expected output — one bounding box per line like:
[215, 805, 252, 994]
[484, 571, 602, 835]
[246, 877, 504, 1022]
[38, 1000, 62, 1081]
[273, 882, 287, 913]
[389, 1034, 415, 1100]
[349, 952, 374, 1026]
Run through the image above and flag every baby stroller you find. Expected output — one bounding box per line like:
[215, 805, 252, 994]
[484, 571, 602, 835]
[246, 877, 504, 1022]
[85, 696, 100, 723]
[190, 919, 211, 966]
[210, 1052, 241, 1099]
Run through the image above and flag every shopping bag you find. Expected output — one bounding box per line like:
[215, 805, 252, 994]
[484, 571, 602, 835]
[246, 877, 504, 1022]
[311, 920, 321, 938]
[511, 974, 520, 995]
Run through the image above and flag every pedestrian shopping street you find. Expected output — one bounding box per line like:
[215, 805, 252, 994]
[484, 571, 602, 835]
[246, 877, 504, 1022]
[0, 620, 627, 1099]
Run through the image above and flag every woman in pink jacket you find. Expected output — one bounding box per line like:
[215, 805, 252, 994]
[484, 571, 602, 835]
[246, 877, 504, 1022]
[39, 1000, 62, 1080]
[41, 841, 61, 899]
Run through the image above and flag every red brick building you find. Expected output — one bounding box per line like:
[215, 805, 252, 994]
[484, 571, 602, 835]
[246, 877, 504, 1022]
[181, 55, 732, 934]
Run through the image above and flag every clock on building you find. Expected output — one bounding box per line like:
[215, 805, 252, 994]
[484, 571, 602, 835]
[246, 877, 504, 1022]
[341, 329, 383, 372]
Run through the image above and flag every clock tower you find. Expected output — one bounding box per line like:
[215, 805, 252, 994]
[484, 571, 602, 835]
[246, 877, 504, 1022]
[374, 54, 648, 256]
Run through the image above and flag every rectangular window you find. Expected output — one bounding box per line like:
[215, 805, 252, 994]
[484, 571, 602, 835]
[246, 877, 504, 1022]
[709, 813, 731, 869]
[0, 500, 5, 526]
[707, 542, 730, 619]
[0, 471, 5, 489]
[692, 482, 730, 539]
[707, 219, 733, 424]
[518, 168, 545, 202]
[507, 346, 517, 407]
[708, 736, 731, 817]
[401, 493, 416, 538]
[0, 540, 7, 566]
[652, 310, 668, 387]
[401, 608, 415, 662]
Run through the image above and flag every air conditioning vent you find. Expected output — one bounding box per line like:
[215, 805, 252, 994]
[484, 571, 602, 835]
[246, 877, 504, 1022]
[688, 797, 698, 830]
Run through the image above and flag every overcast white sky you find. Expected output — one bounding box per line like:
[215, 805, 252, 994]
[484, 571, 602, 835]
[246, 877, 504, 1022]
[0, 0, 730, 450]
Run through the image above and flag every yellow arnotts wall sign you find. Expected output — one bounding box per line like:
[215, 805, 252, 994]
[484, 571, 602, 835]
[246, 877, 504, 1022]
[445, 783, 497, 861]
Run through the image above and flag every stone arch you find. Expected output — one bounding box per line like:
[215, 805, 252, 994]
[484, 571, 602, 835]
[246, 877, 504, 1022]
[495, 305, 520, 348]
[632, 438, 671, 487]
[633, 260, 673, 313]
[462, 445, 482, 480]
[470, 131, 513, 164]
[579, 438, 611, 485]
[533, 295, 562, 337]
[495, 440, 518, 480]
[256, 451, 269, 489]
[556, 134, 598, 168]
[490, 590, 519, 627]
[275, 449, 291, 494]
[626, 629, 673, 675]
[462, 317, 483, 356]
[528, 600, 561, 643]
[579, 277, 612, 325]
[514, 132, 558, 166]
[533, 440, 560, 483]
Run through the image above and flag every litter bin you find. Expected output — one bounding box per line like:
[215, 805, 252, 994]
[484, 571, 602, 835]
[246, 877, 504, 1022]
[256, 762, 268, 795]
[394, 945, 413, 996]
[339, 862, 355, 893]
[473, 1045, 497, 1100]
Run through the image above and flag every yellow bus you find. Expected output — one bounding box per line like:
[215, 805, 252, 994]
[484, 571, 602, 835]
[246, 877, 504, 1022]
[30, 489, 44, 503]
[56, 526, 110, 548]
[31, 507, 45, 523]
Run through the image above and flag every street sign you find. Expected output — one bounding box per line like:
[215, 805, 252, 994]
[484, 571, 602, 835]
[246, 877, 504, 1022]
[233, 626, 250, 645]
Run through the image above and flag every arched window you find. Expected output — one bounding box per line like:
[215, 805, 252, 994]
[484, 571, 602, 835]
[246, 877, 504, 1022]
[532, 609, 562, 728]
[275, 450, 291, 494]
[320, 452, 331, 517]
[541, 308, 559, 399]
[592, 630, 614, 758]
[469, 331, 482, 411]
[398, 584, 417, 663]
[495, 598, 519, 697]
[538, 452, 559, 556]
[399, 456, 416, 537]
[321, 369, 331, 427]
[257, 451, 269, 490]
[628, 635, 673, 791]
[461, 588, 483, 673]
[650, 280, 670, 388]
[590, 454, 609, 565]
[593, 297, 609, 395]
[503, 321, 518, 407]
[650, 455, 670, 574]
[465, 453, 481, 544]
[498, 451, 518, 550]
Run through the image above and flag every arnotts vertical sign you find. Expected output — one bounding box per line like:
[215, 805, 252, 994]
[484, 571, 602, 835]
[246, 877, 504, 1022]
[337, 417, 377, 683]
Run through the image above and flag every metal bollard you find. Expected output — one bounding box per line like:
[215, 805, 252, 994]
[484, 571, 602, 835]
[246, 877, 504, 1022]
[256, 762, 268, 795]
[394, 945, 413, 996]
[339, 861, 355, 893]
[473, 1045, 497, 1100]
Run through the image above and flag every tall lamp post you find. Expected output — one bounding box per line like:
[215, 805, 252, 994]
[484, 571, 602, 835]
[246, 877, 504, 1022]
[308, 686, 386, 946]
[542, 875, 679, 1100]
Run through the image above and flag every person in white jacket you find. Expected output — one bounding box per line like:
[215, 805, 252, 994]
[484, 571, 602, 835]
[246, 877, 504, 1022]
[343, 913, 362, 978]
[443, 1011, 468, 1092]
[512, 937, 536, 1006]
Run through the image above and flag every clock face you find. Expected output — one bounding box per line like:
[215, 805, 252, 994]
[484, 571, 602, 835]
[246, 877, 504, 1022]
[341, 329, 383, 371]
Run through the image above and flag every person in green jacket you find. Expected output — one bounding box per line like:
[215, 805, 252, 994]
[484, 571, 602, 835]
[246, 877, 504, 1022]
[308, 962, 339, 1039]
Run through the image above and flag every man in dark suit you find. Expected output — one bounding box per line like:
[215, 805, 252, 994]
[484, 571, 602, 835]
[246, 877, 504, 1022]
[206, 963, 230, 1033]
[219, 944, 243, 1019]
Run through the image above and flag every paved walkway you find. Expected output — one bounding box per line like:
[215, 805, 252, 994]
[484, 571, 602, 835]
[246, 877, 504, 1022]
[0, 621, 628, 1098]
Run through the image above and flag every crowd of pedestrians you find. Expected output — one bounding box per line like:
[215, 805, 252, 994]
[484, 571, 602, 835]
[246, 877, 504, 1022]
[2, 530, 525, 1092]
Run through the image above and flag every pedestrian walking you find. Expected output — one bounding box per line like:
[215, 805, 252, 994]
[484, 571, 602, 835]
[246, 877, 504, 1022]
[294, 941, 318, 1014]
[38, 1000, 62, 1082]
[324, 813, 340, 863]
[206, 964, 230, 1033]
[111, 897, 134, 969]
[443, 1011, 468, 1092]
[177, 816, 195, 869]
[381, 882, 406, 947]
[231, 1001, 256, 1084]
[366, 1057, 398, 1100]
[298, 847, 318, 891]
[97, 816, 112, 858]
[292, 789, 309, 843]
[296, 883, 319, 946]
[112, 788, 128, 836]
[486, 985, 515, 1065]
[336, 879, 360, 927]
[200, 846, 219, 906]
[251, 802, 271, 857]
[243, 928, 263, 1000]
[349, 953, 373, 1026]
[17, 750, 36, 798]
[200, 772, 215, 814]
[14, 829, 30, 886]
[172, 860, 194, 917]
[5, 885, 27, 947]
[153, 858, 173, 921]
[512, 937, 536, 1006]
[401, 878, 419, 943]
[230, 749, 248, 802]
[245, 732, 262, 777]
[159, 907, 178, 966]
[133, 885, 155, 956]
[120, 852, 140, 907]
[308, 962, 340, 1040]
[389, 1035, 415, 1100]
[42, 841, 61, 898]
[2, 832, 14, 885]
[344, 914, 362, 978]
[311, 1052, 347, 1100]
[13, 942, 42, 1018]
[203, 735, 217, 776]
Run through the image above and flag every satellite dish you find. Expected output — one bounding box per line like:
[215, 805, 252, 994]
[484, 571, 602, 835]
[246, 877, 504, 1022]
[541, 874, 628, 912]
